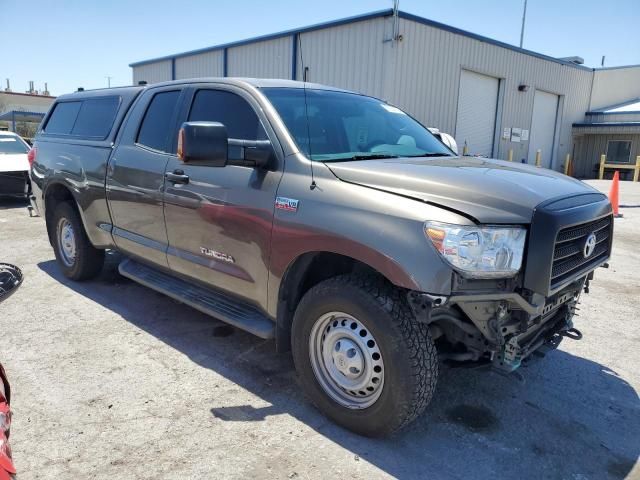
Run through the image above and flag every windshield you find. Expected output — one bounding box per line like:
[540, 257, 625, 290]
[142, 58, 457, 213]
[262, 88, 453, 161]
[0, 136, 29, 154]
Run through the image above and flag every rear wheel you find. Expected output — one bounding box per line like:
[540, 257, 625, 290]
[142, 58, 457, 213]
[51, 202, 104, 280]
[292, 274, 438, 437]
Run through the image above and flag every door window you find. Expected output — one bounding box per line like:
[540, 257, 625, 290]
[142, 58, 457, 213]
[137, 90, 181, 152]
[188, 90, 266, 140]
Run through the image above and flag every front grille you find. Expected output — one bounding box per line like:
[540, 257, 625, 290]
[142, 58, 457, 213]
[551, 215, 612, 287]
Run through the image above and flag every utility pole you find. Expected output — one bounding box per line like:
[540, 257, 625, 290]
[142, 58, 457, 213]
[105, 76, 113, 88]
[392, 0, 400, 43]
[519, 0, 528, 48]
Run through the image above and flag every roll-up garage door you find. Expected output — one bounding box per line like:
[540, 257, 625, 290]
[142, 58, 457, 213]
[528, 90, 559, 168]
[455, 70, 499, 157]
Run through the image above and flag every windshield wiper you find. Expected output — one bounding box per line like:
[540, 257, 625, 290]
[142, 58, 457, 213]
[405, 152, 453, 158]
[324, 154, 399, 162]
[351, 153, 399, 160]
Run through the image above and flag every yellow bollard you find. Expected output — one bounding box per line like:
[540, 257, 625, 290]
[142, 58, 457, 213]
[564, 154, 571, 175]
[634, 156, 640, 182]
[599, 154, 606, 179]
[535, 150, 542, 167]
[508, 149, 513, 162]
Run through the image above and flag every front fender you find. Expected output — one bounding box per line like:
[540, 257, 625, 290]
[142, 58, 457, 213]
[266, 161, 471, 317]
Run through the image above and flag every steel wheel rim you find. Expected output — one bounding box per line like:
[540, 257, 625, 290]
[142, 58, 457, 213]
[57, 218, 76, 267]
[309, 311, 384, 409]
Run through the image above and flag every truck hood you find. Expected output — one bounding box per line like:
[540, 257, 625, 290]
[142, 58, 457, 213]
[0, 154, 29, 173]
[325, 156, 599, 224]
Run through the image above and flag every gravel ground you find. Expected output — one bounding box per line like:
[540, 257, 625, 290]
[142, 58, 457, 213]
[0, 179, 638, 480]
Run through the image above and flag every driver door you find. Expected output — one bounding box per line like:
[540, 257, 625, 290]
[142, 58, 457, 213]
[163, 86, 283, 310]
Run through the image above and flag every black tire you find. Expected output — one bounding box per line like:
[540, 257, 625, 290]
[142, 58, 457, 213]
[291, 274, 438, 437]
[51, 202, 104, 281]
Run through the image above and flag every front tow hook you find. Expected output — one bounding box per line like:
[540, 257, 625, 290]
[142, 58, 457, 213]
[562, 328, 583, 340]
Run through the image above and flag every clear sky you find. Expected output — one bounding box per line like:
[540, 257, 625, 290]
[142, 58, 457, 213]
[2, 0, 639, 96]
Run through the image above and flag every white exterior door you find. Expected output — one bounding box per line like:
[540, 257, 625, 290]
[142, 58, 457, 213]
[455, 70, 499, 157]
[528, 90, 559, 168]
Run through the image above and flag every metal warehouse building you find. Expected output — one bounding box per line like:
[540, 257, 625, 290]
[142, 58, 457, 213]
[130, 9, 640, 178]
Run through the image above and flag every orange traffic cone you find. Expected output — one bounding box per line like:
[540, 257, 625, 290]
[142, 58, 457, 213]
[609, 170, 622, 218]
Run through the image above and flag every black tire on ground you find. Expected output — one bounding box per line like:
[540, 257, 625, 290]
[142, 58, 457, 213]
[291, 274, 438, 437]
[51, 201, 104, 281]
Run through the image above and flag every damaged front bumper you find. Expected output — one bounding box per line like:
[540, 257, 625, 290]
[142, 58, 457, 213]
[0, 171, 29, 198]
[408, 275, 591, 372]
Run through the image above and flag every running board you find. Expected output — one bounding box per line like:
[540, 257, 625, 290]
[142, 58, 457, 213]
[118, 258, 275, 339]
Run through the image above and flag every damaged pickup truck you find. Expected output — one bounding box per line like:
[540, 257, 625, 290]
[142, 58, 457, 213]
[30, 79, 613, 436]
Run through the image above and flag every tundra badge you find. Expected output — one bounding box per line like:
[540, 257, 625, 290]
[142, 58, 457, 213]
[200, 247, 235, 264]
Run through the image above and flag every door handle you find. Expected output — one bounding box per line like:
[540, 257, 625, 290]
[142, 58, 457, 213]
[165, 169, 190, 185]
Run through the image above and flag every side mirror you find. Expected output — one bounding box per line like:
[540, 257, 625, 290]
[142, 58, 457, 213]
[438, 132, 459, 155]
[228, 139, 274, 169]
[428, 127, 459, 155]
[178, 121, 228, 166]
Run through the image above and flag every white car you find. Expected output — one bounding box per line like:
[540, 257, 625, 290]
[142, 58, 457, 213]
[428, 127, 459, 154]
[0, 131, 31, 198]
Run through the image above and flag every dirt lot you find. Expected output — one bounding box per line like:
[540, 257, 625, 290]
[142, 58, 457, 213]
[0, 180, 638, 480]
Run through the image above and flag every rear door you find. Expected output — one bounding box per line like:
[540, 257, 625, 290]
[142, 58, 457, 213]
[163, 85, 284, 308]
[107, 87, 184, 267]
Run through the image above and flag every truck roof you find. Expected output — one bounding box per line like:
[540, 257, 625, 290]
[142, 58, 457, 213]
[55, 78, 350, 101]
[152, 77, 349, 92]
[55, 85, 144, 102]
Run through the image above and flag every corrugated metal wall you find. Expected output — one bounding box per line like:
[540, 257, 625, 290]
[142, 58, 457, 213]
[175, 50, 224, 79]
[296, 18, 388, 98]
[130, 13, 638, 175]
[590, 66, 640, 110]
[228, 36, 292, 78]
[385, 17, 593, 168]
[290, 16, 593, 169]
[132, 60, 172, 85]
[573, 133, 640, 178]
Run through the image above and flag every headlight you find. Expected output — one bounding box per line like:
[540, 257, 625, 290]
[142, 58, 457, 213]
[424, 222, 526, 278]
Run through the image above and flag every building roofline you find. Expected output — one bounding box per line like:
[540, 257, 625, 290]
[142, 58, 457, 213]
[586, 111, 640, 116]
[586, 97, 640, 113]
[395, 11, 593, 71]
[0, 110, 47, 122]
[593, 64, 640, 71]
[129, 9, 393, 67]
[0, 110, 47, 116]
[0, 91, 56, 99]
[129, 8, 624, 72]
[573, 122, 640, 127]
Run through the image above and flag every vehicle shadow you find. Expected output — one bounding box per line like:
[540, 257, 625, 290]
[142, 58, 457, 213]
[38, 258, 640, 479]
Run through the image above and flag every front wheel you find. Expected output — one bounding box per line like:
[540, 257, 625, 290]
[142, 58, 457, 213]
[291, 274, 438, 437]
